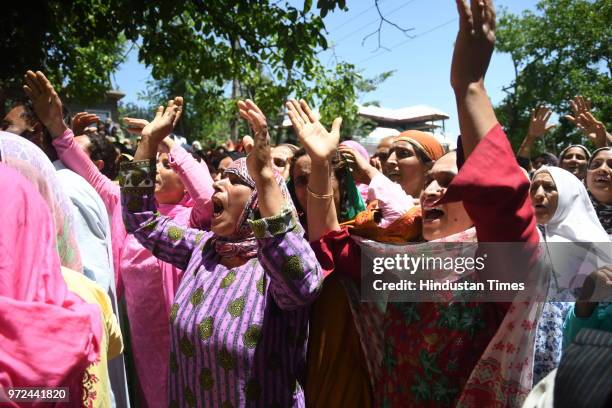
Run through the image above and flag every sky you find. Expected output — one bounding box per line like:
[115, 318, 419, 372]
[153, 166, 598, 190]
[113, 0, 540, 138]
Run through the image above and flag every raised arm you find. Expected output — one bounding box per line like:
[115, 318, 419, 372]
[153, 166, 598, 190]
[23, 71, 119, 204]
[120, 158, 210, 271]
[286, 99, 342, 242]
[126, 103, 215, 229]
[517, 106, 556, 168]
[565, 96, 610, 148]
[239, 99, 322, 310]
[450, 0, 498, 159]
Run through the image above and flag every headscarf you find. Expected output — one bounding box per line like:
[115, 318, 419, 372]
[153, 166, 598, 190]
[533, 166, 611, 294]
[587, 147, 612, 234]
[0, 131, 82, 272]
[558, 144, 591, 163]
[394, 130, 445, 161]
[212, 158, 296, 261]
[533, 166, 609, 243]
[0, 164, 101, 390]
[340, 140, 370, 203]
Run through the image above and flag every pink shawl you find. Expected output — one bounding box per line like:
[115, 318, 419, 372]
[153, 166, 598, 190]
[0, 164, 101, 404]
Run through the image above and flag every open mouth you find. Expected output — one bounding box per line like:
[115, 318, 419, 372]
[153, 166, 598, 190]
[594, 175, 610, 183]
[387, 171, 400, 180]
[423, 207, 445, 222]
[212, 195, 224, 218]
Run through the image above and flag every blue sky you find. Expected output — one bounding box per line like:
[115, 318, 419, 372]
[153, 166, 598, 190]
[113, 0, 540, 137]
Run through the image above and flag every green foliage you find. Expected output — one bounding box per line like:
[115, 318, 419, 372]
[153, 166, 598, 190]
[495, 0, 611, 154]
[1, 2, 126, 102]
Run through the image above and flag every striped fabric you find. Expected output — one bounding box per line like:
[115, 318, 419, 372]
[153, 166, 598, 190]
[554, 329, 612, 408]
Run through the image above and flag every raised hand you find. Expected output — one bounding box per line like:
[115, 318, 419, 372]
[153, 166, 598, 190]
[450, 0, 496, 89]
[527, 106, 556, 139]
[72, 112, 100, 136]
[338, 145, 378, 184]
[141, 99, 180, 143]
[123, 117, 150, 135]
[286, 99, 342, 164]
[237, 99, 273, 181]
[565, 95, 591, 125]
[22, 70, 67, 137]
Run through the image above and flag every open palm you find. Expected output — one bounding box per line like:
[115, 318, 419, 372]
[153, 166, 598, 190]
[286, 99, 342, 164]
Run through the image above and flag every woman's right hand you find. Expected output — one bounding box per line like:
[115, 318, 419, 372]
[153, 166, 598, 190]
[286, 99, 342, 165]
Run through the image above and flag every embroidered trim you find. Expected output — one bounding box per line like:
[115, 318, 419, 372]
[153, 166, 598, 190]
[248, 205, 296, 239]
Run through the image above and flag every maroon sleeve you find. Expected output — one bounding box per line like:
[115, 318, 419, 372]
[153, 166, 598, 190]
[439, 124, 539, 244]
[310, 227, 361, 283]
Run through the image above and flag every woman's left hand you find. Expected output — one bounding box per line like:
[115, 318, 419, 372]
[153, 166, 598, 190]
[238, 99, 274, 182]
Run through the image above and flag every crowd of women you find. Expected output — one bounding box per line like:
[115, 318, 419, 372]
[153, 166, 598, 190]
[1, 0, 611, 407]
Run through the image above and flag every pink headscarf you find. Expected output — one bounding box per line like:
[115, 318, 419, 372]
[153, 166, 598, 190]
[0, 164, 100, 397]
[340, 140, 370, 202]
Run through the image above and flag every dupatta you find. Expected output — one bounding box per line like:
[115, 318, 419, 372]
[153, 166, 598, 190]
[0, 131, 82, 272]
[0, 164, 101, 400]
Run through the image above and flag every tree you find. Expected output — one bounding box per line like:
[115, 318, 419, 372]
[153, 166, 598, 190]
[494, 0, 611, 153]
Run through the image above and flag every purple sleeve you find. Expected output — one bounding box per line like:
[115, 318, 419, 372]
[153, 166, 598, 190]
[52, 128, 120, 213]
[168, 144, 214, 229]
[120, 159, 213, 271]
[249, 209, 322, 311]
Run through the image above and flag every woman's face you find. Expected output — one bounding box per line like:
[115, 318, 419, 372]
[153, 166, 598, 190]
[384, 141, 429, 197]
[420, 153, 472, 241]
[530, 171, 559, 225]
[211, 173, 254, 237]
[291, 155, 340, 215]
[587, 149, 612, 204]
[155, 153, 186, 204]
[560, 147, 588, 180]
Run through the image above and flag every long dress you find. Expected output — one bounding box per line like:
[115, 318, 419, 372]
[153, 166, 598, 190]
[120, 158, 323, 407]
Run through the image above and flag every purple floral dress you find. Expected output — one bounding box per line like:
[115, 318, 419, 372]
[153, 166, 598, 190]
[120, 159, 323, 407]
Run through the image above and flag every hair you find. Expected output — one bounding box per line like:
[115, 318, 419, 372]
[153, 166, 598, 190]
[212, 151, 245, 169]
[88, 132, 119, 179]
[534, 152, 559, 167]
[10, 98, 62, 161]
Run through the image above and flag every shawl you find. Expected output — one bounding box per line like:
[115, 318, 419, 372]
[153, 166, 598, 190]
[0, 131, 82, 272]
[0, 164, 101, 397]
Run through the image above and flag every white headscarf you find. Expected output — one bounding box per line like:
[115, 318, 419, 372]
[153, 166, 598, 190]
[533, 166, 611, 293]
[534, 166, 609, 243]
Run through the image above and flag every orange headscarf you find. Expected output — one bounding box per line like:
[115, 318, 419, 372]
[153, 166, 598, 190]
[394, 130, 444, 161]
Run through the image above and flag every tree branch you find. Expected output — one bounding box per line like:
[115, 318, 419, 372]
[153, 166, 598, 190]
[361, 0, 414, 52]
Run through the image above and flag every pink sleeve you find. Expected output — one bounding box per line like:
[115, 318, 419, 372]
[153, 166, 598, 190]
[439, 124, 539, 244]
[168, 144, 214, 229]
[367, 173, 416, 228]
[52, 129, 120, 212]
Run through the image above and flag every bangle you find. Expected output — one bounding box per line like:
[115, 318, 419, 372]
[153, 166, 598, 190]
[307, 185, 334, 199]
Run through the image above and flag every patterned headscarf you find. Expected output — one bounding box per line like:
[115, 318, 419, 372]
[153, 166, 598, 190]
[212, 157, 297, 261]
[394, 130, 445, 162]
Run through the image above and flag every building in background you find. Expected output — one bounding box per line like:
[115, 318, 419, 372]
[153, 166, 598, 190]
[65, 90, 125, 123]
[357, 104, 452, 153]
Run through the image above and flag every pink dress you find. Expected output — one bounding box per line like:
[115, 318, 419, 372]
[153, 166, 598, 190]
[53, 131, 213, 407]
